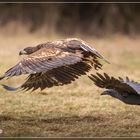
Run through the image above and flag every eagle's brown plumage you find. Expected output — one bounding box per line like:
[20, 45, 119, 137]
[0, 38, 109, 91]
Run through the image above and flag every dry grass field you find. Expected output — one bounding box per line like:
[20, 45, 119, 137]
[0, 33, 140, 137]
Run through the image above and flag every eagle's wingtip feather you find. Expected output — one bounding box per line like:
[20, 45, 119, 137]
[0, 84, 19, 91]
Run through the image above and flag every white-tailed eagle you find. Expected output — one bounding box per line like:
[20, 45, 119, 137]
[0, 38, 109, 91]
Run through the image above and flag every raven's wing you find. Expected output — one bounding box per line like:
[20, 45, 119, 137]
[121, 77, 140, 95]
[88, 73, 138, 95]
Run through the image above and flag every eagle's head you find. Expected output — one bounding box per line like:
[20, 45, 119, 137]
[19, 45, 42, 55]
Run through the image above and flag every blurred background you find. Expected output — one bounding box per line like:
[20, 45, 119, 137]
[0, 3, 140, 37]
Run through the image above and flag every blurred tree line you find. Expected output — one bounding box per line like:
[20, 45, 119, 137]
[0, 3, 139, 36]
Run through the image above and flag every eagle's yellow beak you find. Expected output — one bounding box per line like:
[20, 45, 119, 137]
[19, 50, 28, 55]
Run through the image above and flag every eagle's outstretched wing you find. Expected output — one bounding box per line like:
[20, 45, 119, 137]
[0, 62, 91, 91]
[120, 77, 140, 95]
[89, 73, 139, 95]
[20, 61, 91, 91]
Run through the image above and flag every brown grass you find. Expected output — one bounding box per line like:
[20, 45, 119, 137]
[0, 33, 140, 137]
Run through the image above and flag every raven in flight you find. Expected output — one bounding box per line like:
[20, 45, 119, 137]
[89, 73, 140, 105]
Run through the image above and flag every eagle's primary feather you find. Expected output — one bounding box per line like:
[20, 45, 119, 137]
[0, 38, 109, 91]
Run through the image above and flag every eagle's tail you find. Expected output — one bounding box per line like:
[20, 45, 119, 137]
[0, 84, 19, 91]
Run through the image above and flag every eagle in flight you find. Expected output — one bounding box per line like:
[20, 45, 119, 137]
[89, 73, 140, 105]
[0, 38, 109, 91]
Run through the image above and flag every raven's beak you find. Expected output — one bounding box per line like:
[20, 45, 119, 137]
[19, 50, 27, 55]
[101, 91, 108, 95]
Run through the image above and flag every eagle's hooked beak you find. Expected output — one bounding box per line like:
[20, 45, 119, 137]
[19, 50, 28, 55]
